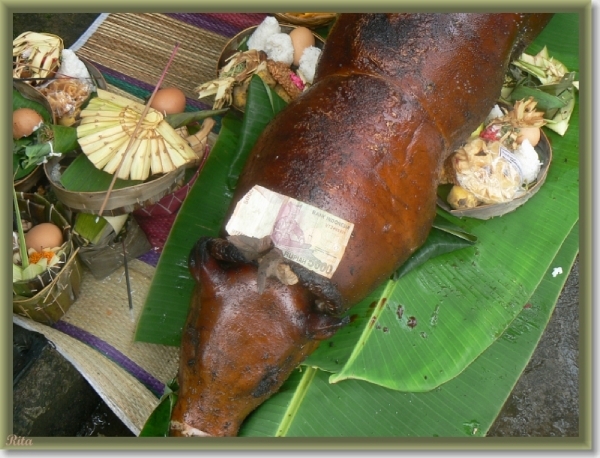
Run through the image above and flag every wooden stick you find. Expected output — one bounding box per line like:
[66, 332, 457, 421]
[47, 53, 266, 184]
[98, 42, 181, 217]
[122, 237, 133, 311]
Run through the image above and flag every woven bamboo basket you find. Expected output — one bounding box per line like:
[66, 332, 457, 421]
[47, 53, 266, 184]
[274, 13, 337, 28]
[44, 155, 187, 216]
[436, 130, 552, 220]
[13, 193, 82, 325]
[13, 251, 82, 326]
[75, 216, 151, 280]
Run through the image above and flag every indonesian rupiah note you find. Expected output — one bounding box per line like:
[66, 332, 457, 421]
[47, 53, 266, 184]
[225, 185, 354, 278]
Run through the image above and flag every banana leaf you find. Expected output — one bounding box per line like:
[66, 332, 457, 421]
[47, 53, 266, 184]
[239, 221, 579, 437]
[136, 13, 580, 436]
[59, 153, 143, 192]
[12, 88, 53, 124]
[507, 84, 568, 111]
[392, 212, 477, 281]
[165, 109, 229, 129]
[140, 220, 578, 437]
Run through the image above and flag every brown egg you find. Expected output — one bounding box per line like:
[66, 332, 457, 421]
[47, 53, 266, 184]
[13, 108, 44, 139]
[289, 27, 315, 66]
[150, 87, 187, 114]
[24, 223, 64, 251]
[516, 126, 541, 147]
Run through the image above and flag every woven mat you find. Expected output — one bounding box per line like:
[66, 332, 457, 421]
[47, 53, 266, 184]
[75, 13, 268, 105]
[13, 13, 269, 436]
[13, 260, 170, 435]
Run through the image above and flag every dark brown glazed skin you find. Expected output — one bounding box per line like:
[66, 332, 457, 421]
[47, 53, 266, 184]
[170, 13, 553, 437]
[170, 238, 345, 436]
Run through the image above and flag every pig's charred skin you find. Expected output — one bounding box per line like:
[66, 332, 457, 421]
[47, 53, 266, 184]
[170, 237, 347, 437]
[171, 13, 554, 437]
[229, 13, 555, 309]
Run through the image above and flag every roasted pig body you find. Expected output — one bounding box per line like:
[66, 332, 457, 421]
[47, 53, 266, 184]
[170, 13, 553, 437]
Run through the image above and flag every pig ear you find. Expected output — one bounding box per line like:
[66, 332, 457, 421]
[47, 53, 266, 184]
[188, 237, 210, 282]
[306, 313, 350, 341]
[188, 237, 227, 284]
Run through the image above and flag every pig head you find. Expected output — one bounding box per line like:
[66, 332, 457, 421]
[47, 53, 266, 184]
[169, 237, 346, 437]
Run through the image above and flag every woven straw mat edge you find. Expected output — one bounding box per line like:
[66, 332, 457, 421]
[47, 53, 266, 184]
[13, 259, 180, 435]
[75, 13, 231, 100]
[14, 314, 158, 436]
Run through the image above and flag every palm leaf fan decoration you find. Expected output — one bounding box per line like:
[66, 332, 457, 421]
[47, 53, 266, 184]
[76, 88, 197, 181]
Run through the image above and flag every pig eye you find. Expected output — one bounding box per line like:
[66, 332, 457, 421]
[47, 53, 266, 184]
[315, 299, 336, 314]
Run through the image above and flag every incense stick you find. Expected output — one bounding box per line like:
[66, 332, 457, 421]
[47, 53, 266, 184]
[122, 237, 134, 317]
[97, 42, 181, 217]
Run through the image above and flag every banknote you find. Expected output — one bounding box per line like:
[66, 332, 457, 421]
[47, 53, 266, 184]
[225, 185, 354, 278]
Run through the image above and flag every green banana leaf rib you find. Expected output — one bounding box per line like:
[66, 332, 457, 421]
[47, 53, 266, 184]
[238, 221, 579, 437]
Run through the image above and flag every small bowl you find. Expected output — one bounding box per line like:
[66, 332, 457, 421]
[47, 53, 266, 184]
[274, 13, 337, 28]
[436, 129, 552, 220]
[216, 24, 326, 112]
[218, 24, 326, 73]
[13, 79, 56, 192]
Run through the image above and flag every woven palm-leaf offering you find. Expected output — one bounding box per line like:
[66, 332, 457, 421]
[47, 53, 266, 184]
[49, 85, 219, 275]
[77, 88, 198, 181]
[202, 17, 326, 112]
[13, 31, 63, 85]
[12, 33, 105, 192]
[436, 42, 578, 220]
[437, 97, 553, 220]
[13, 30, 108, 127]
[13, 192, 82, 326]
[46, 87, 218, 216]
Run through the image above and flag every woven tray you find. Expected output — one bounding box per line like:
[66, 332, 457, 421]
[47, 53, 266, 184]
[274, 13, 337, 28]
[436, 130, 553, 220]
[44, 155, 187, 216]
